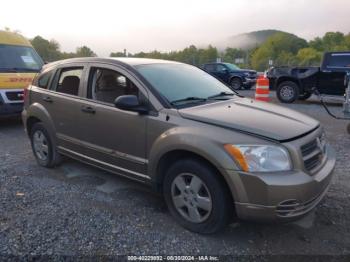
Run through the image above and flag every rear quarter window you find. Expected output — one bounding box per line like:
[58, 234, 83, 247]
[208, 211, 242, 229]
[35, 71, 53, 89]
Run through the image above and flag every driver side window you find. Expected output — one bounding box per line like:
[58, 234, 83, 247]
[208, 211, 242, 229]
[215, 64, 226, 72]
[88, 68, 139, 104]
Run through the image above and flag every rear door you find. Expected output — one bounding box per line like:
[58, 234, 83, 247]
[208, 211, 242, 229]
[78, 63, 149, 181]
[36, 63, 88, 152]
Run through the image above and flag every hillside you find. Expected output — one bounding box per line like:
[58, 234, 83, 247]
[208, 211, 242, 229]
[216, 29, 290, 50]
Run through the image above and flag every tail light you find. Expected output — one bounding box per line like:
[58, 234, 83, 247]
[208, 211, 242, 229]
[23, 87, 29, 101]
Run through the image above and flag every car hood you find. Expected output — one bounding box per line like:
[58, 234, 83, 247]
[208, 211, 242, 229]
[178, 98, 319, 141]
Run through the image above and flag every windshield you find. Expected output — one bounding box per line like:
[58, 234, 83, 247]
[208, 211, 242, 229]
[224, 63, 240, 70]
[0, 44, 44, 72]
[136, 63, 234, 106]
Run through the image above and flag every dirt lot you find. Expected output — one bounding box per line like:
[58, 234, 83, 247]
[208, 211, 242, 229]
[0, 91, 349, 259]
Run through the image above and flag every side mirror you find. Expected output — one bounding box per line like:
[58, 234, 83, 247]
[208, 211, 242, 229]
[221, 68, 228, 73]
[114, 95, 148, 114]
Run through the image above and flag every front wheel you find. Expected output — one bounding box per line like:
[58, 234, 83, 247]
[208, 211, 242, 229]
[230, 78, 242, 90]
[163, 158, 233, 234]
[276, 81, 300, 103]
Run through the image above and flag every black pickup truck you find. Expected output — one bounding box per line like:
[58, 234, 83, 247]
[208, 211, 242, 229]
[267, 51, 350, 103]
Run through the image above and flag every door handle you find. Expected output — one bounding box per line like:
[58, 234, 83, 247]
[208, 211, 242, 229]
[81, 105, 96, 114]
[42, 96, 53, 103]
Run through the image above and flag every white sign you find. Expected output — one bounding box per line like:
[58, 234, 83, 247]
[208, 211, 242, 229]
[21, 56, 35, 64]
[235, 58, 244, 64]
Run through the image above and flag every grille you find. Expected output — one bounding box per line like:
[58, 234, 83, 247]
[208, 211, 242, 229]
[304, 153, 323, 171]
[300, 136, 325, 173]
[301, 139, 318, 156]
[6, 91, 24, 101]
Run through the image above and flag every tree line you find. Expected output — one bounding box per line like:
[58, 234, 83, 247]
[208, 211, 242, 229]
[30, 31, 350, 71]
[30, 36, 96, 62]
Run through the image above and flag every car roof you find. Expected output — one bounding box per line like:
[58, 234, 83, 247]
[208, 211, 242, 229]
[0, 30, 32, 47]
[43, 57, 182, 71]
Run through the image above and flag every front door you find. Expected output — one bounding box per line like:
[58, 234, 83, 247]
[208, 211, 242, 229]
[79, 64, 149, 181]
[214, 64, 229, 83]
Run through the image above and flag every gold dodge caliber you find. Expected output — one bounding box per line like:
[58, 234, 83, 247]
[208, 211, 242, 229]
[22, 58, 335, 234]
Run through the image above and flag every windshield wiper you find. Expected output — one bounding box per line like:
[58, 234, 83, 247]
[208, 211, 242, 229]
[170, 96, 207, 105]
[207, 91, 235, 100]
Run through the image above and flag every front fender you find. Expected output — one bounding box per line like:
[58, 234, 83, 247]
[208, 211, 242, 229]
[229, 74, 244, 82]
[147, 126, 245, 202]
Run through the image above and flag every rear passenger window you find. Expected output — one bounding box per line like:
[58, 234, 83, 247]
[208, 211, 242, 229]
[53, 68, 83, 96]
[88, 68, 139, 104]
[205, 64, 215, 72]
[34, 71, 53, 89]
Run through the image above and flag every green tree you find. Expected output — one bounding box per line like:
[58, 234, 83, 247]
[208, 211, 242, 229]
[251, 32, 307, 70]
[197, 45, 218, 65]
[30, 36, 61, 62]
[296, 48, 322, 66]
[309, 32, 348, 52]
[75, 46, 96, 57]
[110, 51, 126, 57]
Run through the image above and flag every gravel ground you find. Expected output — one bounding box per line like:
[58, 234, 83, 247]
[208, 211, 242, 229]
[0, 91, 349, 259]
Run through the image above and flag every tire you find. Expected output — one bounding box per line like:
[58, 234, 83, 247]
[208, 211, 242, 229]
[30, 122, 61, 168]
[299, 92, 312, 100]
[230, 78, 242, 90]
[163, 158, 233, 234]
[276, 81, 300, 103]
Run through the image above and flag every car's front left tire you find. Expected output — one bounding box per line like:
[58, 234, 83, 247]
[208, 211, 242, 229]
[30, 122, 61, 168]
[230, 77, 242, 90]
[163, 158, 233, 234]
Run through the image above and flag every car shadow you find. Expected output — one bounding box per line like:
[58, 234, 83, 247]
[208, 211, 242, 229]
[0, 116, 22, 129]
[54, 158, 321, 239]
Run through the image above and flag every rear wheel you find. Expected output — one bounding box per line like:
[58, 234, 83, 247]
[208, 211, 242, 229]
[276, 81, 300, 103]
[230, 78, 242, 90]
[163, 158, 233, 234]
[30, 122, 61, 168]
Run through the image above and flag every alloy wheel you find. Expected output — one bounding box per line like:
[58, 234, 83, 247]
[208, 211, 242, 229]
[280, 85, 295, 100]
[33, 130, 49, 161]
[171, 173, 212, 223]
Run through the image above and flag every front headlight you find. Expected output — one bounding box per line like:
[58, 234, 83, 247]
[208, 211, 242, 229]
[244, 72, 250, 77]
[224, 144, 292, 172]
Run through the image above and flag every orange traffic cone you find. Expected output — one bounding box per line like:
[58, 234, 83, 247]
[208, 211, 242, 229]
[255, 75, 270, 102]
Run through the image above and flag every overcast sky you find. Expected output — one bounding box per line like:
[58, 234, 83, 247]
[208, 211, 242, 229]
[2, 0, 350, 56]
